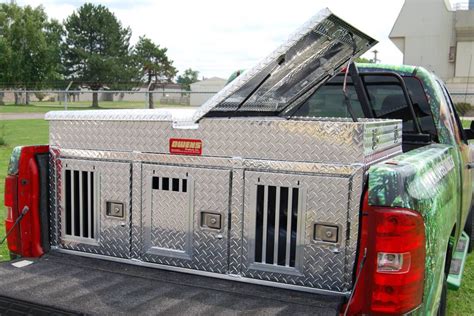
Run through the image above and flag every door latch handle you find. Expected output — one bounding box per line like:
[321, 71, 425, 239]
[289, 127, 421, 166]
[467, 163, 474, 169]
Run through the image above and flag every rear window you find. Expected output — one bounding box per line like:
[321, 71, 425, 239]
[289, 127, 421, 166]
[292, 75, 437, 138]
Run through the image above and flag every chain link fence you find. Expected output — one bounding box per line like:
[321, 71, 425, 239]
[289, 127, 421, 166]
[451, 93, 474, 105]
[0, 80, 227, 109]
[0, 88, 222, 110]
[0, 84, 472, 111]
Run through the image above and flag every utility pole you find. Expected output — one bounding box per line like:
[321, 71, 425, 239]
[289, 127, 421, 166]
[372, 50, 379, 63]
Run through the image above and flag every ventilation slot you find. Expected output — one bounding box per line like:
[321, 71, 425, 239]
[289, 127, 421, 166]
[255, 185, 299, 267]
[64, 169, 95, 239]
[152, 176, 187, 192]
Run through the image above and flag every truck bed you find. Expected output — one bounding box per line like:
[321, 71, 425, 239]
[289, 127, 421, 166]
[0, 252, 343, 315]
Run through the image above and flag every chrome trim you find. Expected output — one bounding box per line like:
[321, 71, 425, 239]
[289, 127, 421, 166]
[273, 186, 281, 265]
[285, 188, 293, 267]
[57, 148, 362, 177]
[262, 185, 269, 263]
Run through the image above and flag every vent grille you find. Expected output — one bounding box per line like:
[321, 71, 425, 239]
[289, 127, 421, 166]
[255, 185, 299, 267]
[152, 176, 187, 193]
[64, 170, 96, 239]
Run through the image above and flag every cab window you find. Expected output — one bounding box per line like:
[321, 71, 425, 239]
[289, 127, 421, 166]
[292, 74, 438, 140]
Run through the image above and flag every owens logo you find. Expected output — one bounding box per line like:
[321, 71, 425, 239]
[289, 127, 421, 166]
[169, 138, 202, 155]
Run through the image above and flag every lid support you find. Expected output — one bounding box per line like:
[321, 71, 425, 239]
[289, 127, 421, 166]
[348, 63, 374, 119]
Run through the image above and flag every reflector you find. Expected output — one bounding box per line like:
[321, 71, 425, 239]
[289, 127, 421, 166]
[377, 252, 411, 274]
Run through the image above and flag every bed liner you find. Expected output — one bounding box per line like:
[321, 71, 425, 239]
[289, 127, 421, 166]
[0, 252, 343, 315]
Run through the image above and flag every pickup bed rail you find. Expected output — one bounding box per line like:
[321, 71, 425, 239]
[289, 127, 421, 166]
[0, 252, 343, 315]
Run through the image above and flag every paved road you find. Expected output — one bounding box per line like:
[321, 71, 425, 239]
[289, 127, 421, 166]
[1, 113, 45, 120]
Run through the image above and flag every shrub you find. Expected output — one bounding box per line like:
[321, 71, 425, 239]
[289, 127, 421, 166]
[0, 124, 5, 146]
[34, 92, 47, 102]
[455, 102, 472, 116]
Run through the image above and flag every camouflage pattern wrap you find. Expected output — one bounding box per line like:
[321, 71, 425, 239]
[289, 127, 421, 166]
[361, 64, 466, 314]
[368, 144, 460, 314]
[7, 146, 22, 175]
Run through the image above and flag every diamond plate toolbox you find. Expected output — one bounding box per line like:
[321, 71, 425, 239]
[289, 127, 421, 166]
[47, 114, 401, 294]
[45, 8, 400, 296]
[48, 116, 401, 165]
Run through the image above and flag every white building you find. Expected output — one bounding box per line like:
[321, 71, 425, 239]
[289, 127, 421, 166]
[389, 0, 474, 102]
[190, 77, 226, 106]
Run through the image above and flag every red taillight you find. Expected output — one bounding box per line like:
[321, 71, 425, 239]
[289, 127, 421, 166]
[345, 192, 425, 315]
[4, 175, 21, 255]
[4, 175, 17, 210]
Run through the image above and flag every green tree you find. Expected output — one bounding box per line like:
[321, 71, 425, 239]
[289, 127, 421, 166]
[0, 3, 63, 104]
[62, 3, 135, 107]
[44, 19, 65, 84]
[134, 36, 177, 108]
[177, 68, 199, 91]
[355, 57, 374, 64]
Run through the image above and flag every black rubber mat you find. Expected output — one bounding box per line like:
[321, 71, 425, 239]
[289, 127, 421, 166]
[0, 295, 82, 315]
[0, 252, 343, 315]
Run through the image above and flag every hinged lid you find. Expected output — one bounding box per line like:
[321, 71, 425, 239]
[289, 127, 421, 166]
[192, 8, 377, 122]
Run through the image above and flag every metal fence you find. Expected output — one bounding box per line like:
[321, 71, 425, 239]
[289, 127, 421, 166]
[0, 89, 473, 111]
[0, 89, 222, 110]
[452, 0, 473, 10]
[451, 93, 474, 105]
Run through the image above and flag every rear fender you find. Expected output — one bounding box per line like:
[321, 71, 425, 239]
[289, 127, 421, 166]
[367, 143, 461, 314]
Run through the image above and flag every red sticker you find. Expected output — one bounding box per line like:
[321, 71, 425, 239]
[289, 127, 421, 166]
[169, 138, 202, 155]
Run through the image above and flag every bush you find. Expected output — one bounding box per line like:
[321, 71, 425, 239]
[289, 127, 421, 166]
[455, 102, 472, 116]
[0, 124, 5, 146]
[34, 92, 47, 102]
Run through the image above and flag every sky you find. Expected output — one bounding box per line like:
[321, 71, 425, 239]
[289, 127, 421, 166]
[15, 0, 408, 79]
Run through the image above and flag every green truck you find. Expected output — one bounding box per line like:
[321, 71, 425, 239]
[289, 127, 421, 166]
[1, 9, 472, 315]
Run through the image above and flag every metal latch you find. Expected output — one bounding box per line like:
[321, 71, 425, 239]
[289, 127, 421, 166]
[394, 125, 399, 143]
[314, 223, 339, 243]
[200, 212, 221, 230]
[372, 128, 379, 150]
[106, 202, 124, 218]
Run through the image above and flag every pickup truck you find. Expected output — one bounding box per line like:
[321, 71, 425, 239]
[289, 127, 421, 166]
[1, 8, 472, 316]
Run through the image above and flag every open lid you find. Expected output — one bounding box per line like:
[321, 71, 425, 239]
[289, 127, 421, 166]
[192, 8, 377, 122]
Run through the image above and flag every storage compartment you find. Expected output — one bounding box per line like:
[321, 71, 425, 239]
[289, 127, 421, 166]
[243, 171, 360, 292]
[139, 164, 231, 273]
[58, 159, 131, 258]
[47, 114, 388, 293]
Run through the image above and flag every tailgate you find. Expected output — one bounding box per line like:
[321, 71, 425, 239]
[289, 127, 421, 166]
[0, 252, 343, 315]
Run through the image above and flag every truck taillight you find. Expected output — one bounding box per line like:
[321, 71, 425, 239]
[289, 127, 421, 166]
[5, 207, 13, 221]
[4, 175, 16, 209]
[4, 175, 21, 255]
[345, 192, 425, 315]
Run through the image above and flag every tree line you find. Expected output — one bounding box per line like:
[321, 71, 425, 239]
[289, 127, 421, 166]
[0, 2, 199, 108]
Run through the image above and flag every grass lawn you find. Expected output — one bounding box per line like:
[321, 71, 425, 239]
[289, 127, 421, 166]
[1, 101, 189, 113]
[0, 118, 472, 314]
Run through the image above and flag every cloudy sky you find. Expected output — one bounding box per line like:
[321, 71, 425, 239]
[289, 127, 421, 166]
[16, 0, 408, 79]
